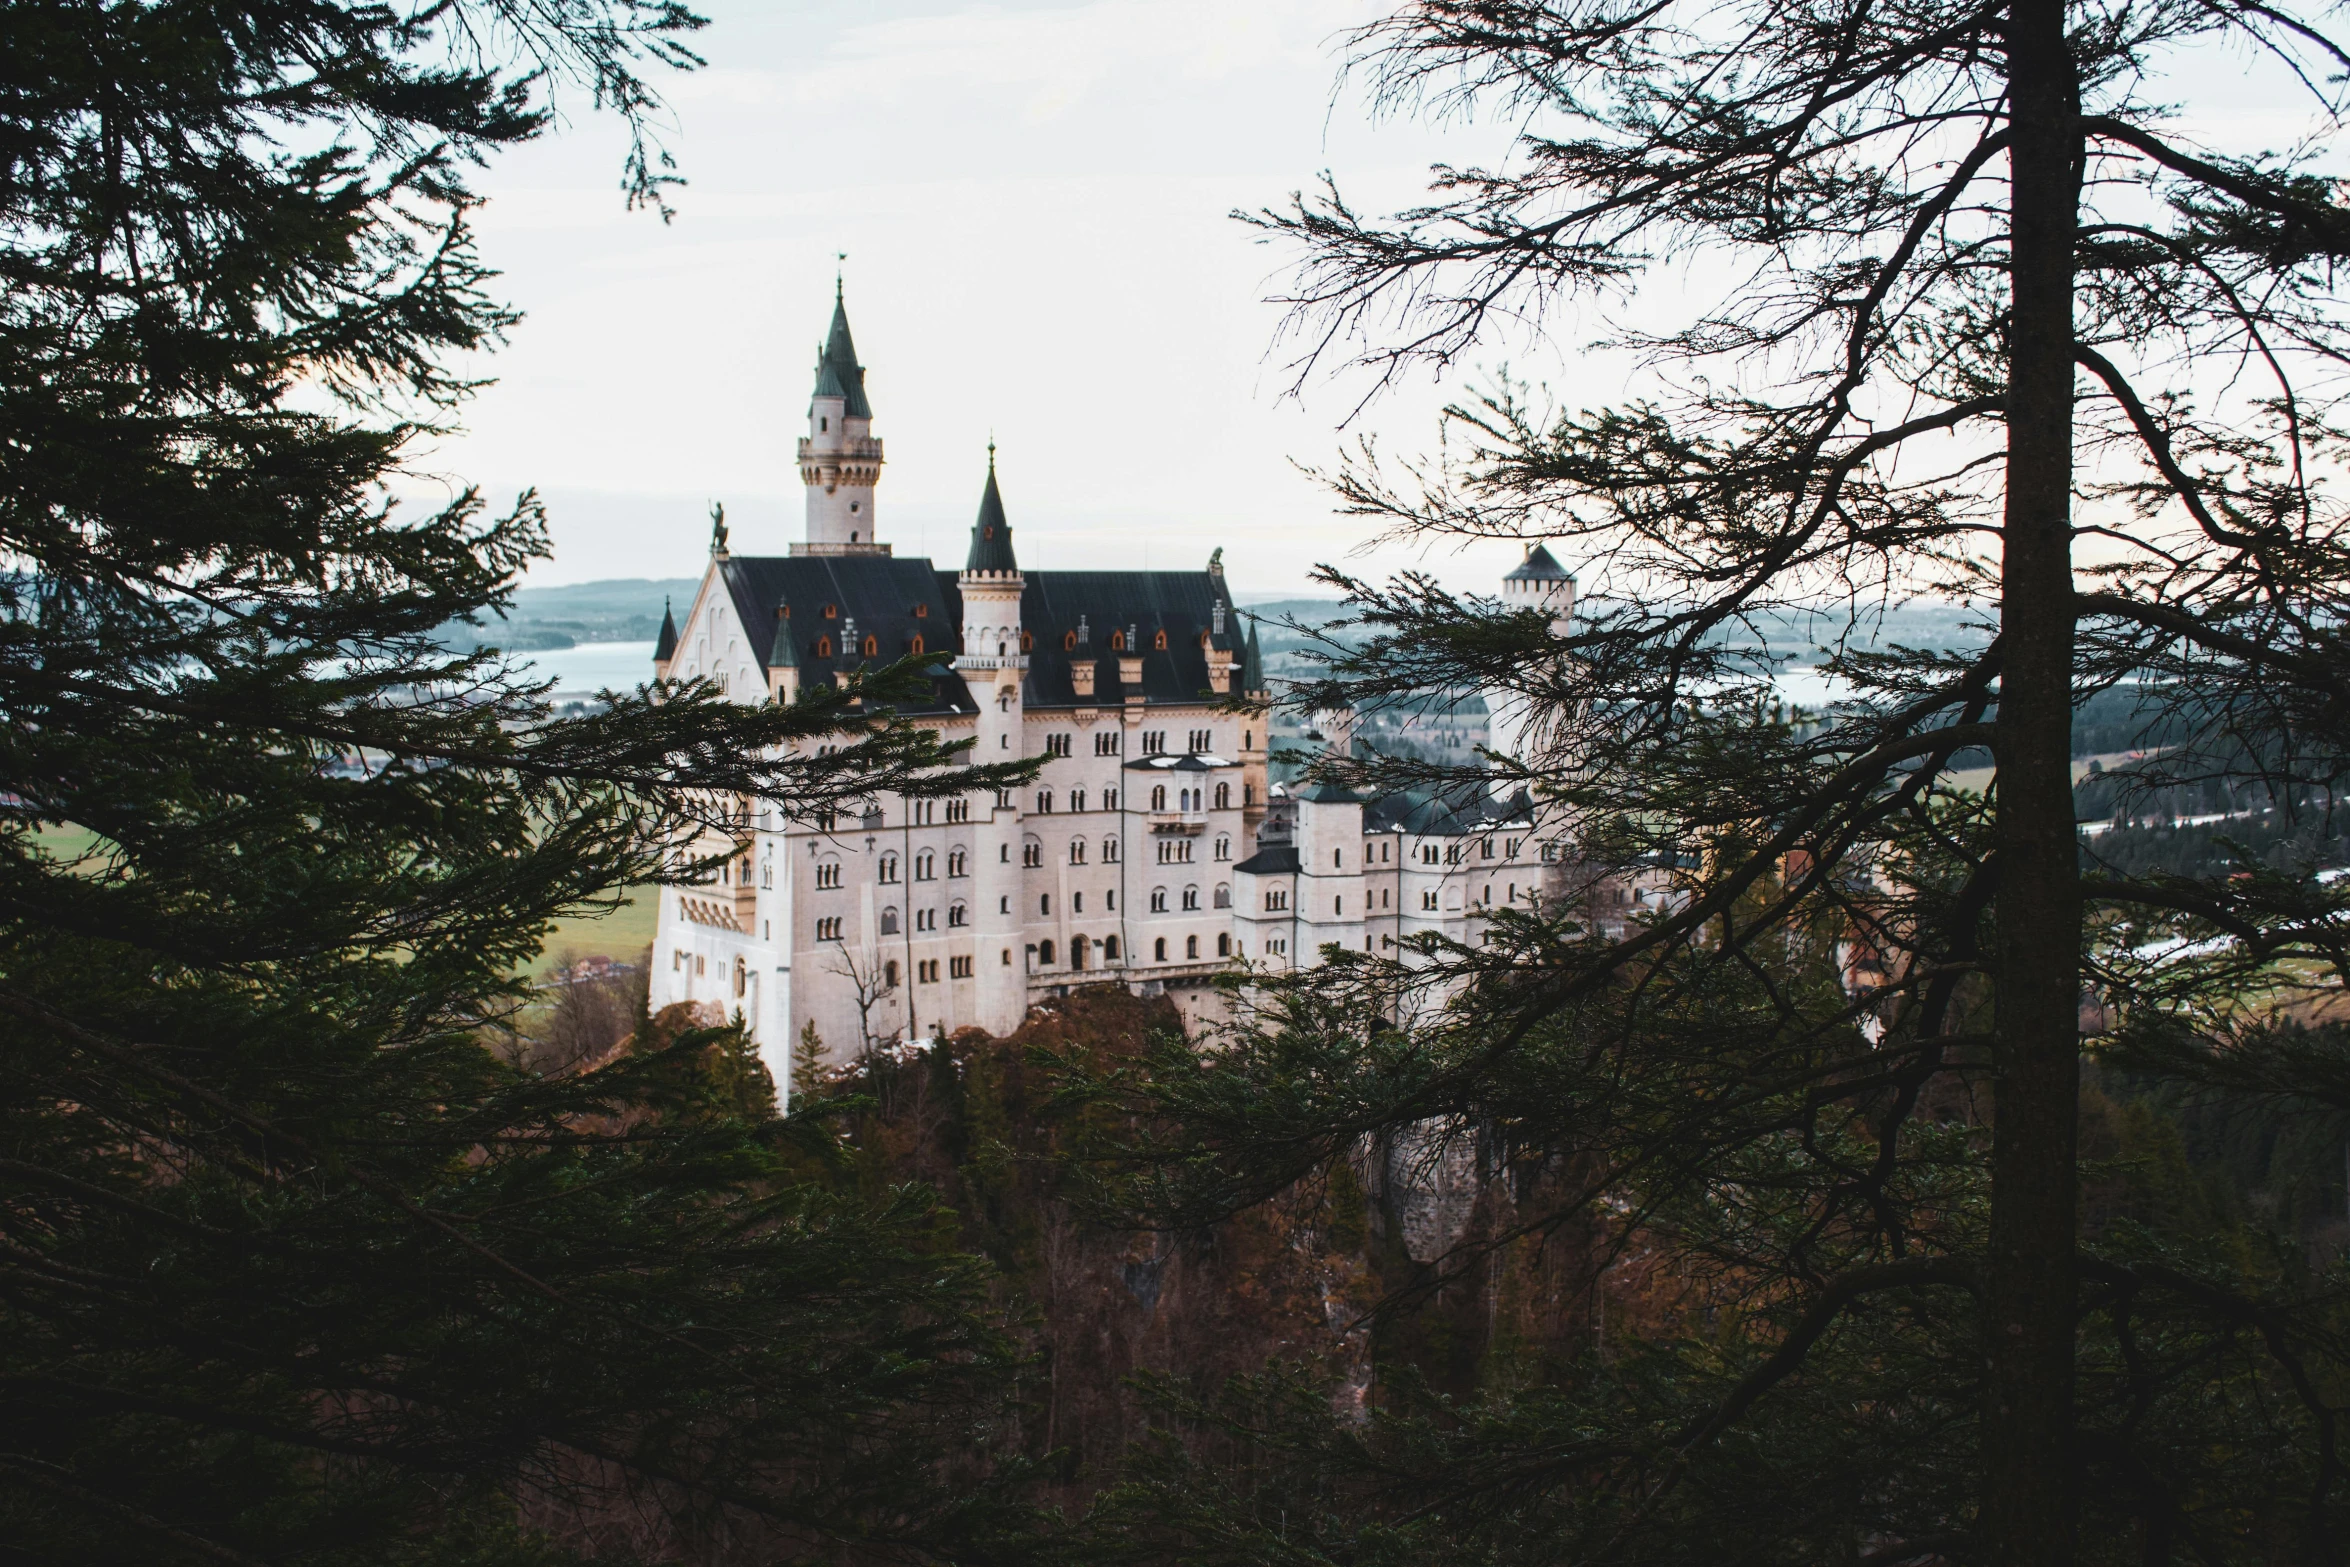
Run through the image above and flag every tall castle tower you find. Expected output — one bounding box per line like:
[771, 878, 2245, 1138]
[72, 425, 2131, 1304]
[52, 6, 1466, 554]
[796, 282, 886, 555]
[959, 450, 1028, 1034]
[1489, 543, 1577, 773]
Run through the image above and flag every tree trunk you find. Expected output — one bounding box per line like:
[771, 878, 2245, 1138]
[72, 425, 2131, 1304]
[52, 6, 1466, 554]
[1986, 0, 2084, 1561]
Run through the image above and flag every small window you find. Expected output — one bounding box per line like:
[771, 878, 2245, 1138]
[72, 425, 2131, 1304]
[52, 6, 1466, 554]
[1105, 935, 1121, 960]
[815, 636, 832, 659]
[1214, 883, 1231, 908]
[1153, 937, 1167, 962]
[824, 604, 838, 619]
[1039, 939, 1056, 967]
[1153, 629, 1168, 650]
[884, 959, 899, 988]
[1185, 934, 1199, 959]
[1110, 630, 1126, 651]
[1021, 630, 1034, 652]
[915, 603, 928, 618]
[1064, 630, 1078, 651]
[1217, 933, 1231, 956]
[880, 907, 900, 934]
[863, 635, 879, 658]
[910, 634, 925, 655]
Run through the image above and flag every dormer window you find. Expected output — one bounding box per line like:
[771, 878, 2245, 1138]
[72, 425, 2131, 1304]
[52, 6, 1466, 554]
[1153, 629, 1168, 651]
[862, 635, 879, 658]
[824, 604, 838, 618]
[1020, 630, 1034, 652]
[914, 603, 928, 618]
[909, 634, 925, 655]
[1063, 630, 1077, 651]
[816, 636, 832, 658]
[1109, 630, 1126, 651]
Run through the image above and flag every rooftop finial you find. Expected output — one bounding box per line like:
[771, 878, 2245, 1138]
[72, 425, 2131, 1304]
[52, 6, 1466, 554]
[835, 251, 845, 300]
[988, 432, 996, 471]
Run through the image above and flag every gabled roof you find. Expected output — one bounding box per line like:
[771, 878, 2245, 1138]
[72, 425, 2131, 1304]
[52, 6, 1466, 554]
[1011, 567, 1242, 709]
[1503, 542, 1572, 583]
[965, 456, 1018, 574]
[810, 285, 872, 419]
[653, 597, 678, 664]
[717, 554, 974, 717]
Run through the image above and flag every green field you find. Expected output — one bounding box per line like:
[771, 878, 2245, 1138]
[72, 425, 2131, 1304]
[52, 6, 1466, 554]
[532, 885, 659, 972]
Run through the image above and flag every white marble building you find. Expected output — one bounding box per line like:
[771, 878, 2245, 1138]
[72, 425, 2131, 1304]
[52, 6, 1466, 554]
[647, 289, 1608, 1094]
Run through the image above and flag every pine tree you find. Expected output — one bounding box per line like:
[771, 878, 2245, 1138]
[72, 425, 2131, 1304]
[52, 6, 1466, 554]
[0, 5, 1031, 1561]
[1073, 1, 2350, 1560]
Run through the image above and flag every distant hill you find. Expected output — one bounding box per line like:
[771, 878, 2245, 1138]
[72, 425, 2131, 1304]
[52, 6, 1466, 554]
[441, 577, 700, 651]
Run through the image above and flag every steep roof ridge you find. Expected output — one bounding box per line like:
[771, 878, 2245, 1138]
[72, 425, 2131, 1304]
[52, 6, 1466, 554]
[810, 284, 873, 419]
[964, 448, 1018, 574]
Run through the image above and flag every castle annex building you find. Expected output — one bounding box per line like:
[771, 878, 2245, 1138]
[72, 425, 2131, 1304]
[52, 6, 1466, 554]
[648, 290, 1587, 1087]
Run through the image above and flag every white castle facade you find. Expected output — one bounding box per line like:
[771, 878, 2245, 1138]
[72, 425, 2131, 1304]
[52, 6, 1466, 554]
[647, 289, 1590, 1091]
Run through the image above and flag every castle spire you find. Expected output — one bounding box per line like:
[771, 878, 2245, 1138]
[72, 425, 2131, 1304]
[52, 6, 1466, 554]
[810, 286, 871, 419]
[964, 448, 1018, 575]
[653, 596, 678, 669]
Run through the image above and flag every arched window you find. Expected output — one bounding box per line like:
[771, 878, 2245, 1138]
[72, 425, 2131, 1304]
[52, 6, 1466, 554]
[1038, 939, 1056, 967]
[824, 604, 838, 619]
[734, 957, 747, 997]
[1070, 935, 1088, 970]
[1149, 887, 1168, 912]
[1150, 785, 1167, 811]
[1185, 934, 1199, 959]
[1217, 932, 1231, 957]
[862, 635, 879, 658]
[1109, 629, 1126, 651]
[947, 848, 968, 877]
[1103, 837, 1120, 863]
[1036, 789, 1054, 814]
[1069, 838, 1087, 864]
[1104, 935, 1121, 960]
[1064, 629, 1078, 650]
[949, 901, 968, 927]
[1153, 937, 1167, 962]
[1182, 886, 1199, 911]
[879, 854, 899, 883]
[1022, 841, 1042, 867]
[1153, 629, 1168, 650]
[884, 959, 899, 988]
[815, 636, 832, 658]
[909, 633, 924, 655]
[880, 907, 900, 934]
[1214, 782, 1230, 809]
[915, 851, 935, 880]
[915, 603, 928, 618]
[1021, 630, 1035, 652]
[1213, 883, 1231, 908]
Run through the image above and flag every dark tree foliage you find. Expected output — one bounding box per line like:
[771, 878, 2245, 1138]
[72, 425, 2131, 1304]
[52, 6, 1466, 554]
[0, 5, 1033, 1563]
[1065, 0, 2350, 1562]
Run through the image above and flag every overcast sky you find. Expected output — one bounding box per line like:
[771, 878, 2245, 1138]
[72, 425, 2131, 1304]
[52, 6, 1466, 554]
[420, 0, 2339, 601]
[415, 0, 1544, 599]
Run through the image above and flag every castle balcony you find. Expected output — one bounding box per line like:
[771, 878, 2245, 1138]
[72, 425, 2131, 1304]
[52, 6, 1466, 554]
[1148, 810, 1208, 834]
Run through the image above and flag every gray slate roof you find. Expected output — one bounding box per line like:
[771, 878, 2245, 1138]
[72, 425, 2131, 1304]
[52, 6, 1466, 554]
[810, 287, 873, 419]
[1503, 543, 1572, 583]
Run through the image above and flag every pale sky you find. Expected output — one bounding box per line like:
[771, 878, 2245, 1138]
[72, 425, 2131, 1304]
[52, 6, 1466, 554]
[418, 0, 1540, 600]
[417, 0, 2342, 602]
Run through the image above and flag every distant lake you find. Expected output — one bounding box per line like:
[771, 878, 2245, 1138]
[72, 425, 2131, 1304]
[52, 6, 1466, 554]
[514, 640, 658, 695]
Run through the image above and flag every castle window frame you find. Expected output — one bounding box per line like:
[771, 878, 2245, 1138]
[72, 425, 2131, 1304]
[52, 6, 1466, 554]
[1153, 937, 1167, 962]
[1181, 886, 1199, 911]
[815, 636, 832, 659]
[878, 853, 899, 884]
[1094, 732, 1120, 756]
[947, 848, 968, 877]
[1213, 883, 1231, 908]
[1069, 838, 1087, 865]
[880, 907, 900, 934]
[1063, 630, 1078, 651]
[1186, 934, 1199, 959]
[915, 851, 936, 880]
[1150, 785, 1167, 811]
[1217, 932, 1231, 957]
[1036, 789, 1053, 814]
[948, 901, 968, 927]
[824, 604, 838, 618]
[1153, 629, 1168, 650]
[950, 954, 973, 978]
[909, 634, 924, 656]
[815, 860, 843, 890]
[1214, 782, 1231, 809]
[863, 635, 879, 658]
[1109, 629, 1125, 651]
[1022, 840, 1043, 868]
[815, 915, 843, 941]
[1104, 935, 1121, 961]
[884, 959, 899, 988]
[947, 798, 970, 824]
[1070, 788, 1086, 812]
[915, 603, 928, 618]
[1102, 837, 1120, 863]
[1214, 835, 1230, 861]
[1149, 887, 1168, 913]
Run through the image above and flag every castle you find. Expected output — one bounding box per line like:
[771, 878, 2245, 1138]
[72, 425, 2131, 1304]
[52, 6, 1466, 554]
[646, 288, 1585, 1091]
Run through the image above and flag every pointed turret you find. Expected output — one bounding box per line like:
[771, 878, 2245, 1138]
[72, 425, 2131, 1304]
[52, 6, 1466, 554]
[768, 611, 797, 670]
[653, 597, 678, 669]
[964, 447, 1018, 575]
[810, 280, 872, 419]
[798, 283, 885, 554]
[1242, 618, 1265, 695]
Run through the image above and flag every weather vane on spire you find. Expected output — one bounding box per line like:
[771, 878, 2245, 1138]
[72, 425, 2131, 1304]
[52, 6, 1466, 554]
[835, 251, 846, 298]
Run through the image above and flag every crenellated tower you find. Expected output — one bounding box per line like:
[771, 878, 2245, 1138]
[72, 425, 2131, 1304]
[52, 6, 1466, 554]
[796, 281, 887, 555]
[958, 448, 1028, 1033]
